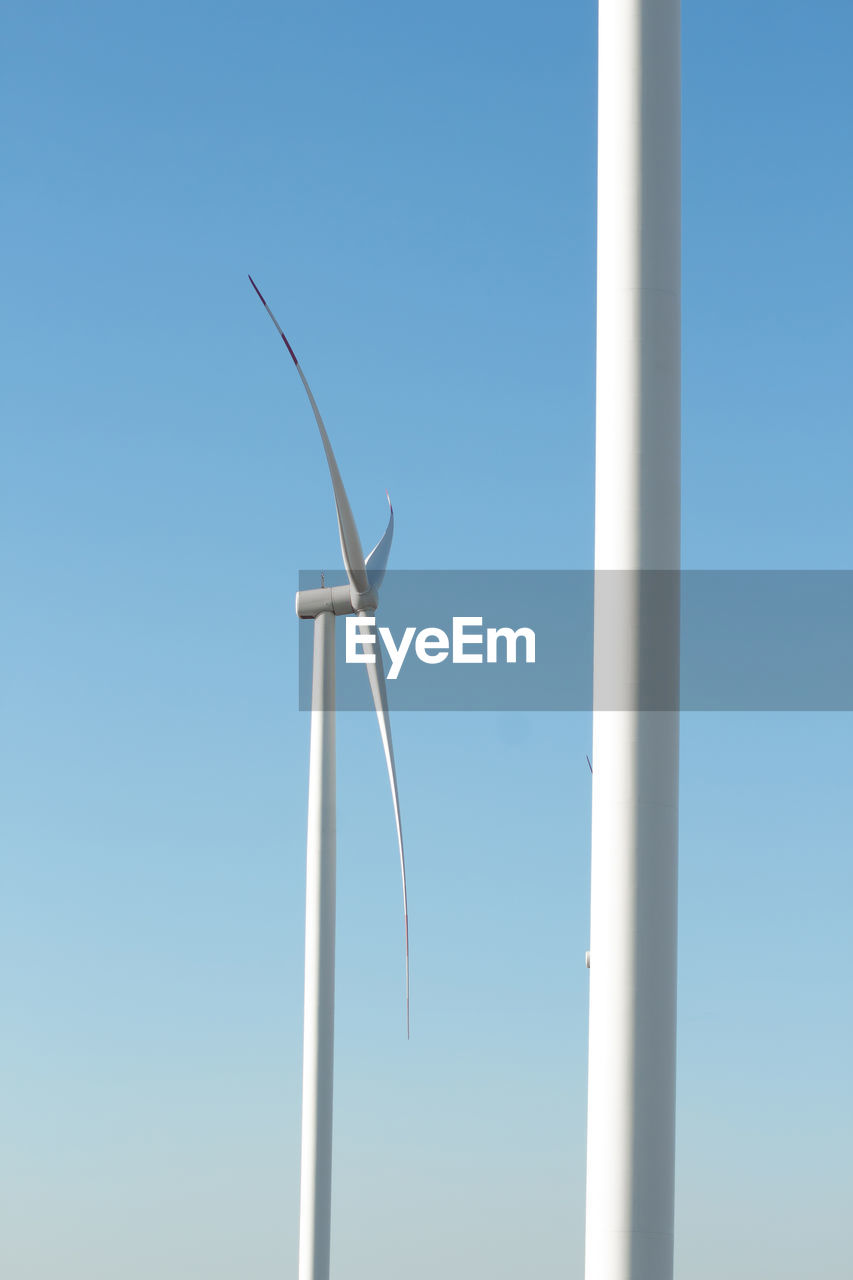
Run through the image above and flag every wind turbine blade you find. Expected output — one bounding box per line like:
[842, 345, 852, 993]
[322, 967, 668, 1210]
[365, 492, 394, 592]
[362, 617, 410, 1038]
[249, 275, 369, 597]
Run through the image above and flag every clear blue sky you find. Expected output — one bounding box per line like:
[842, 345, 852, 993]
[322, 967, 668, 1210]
[2, 2, 851, 1277]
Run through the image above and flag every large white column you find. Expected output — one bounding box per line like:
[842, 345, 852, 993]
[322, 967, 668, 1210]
[299, 609, 337, 1280]
[584, 2, 681, 1278]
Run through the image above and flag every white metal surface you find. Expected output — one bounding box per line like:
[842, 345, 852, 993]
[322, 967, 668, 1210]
[585, 2, 681, 1278]
[362, 625, 410, 1036]
[298, 609, 337, 1280]
[248, 274, 370, 604]
[365, 493, 394, 591]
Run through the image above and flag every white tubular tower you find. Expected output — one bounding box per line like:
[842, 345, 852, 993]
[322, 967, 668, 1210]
[585, 2, 681, 1279]
[299, 607, 337, 1280]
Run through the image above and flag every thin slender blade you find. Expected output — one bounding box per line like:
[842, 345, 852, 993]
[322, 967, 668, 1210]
[248, 275, 369, 597]
[362, 613, 410, 1038]
[365, 492, 394, 592]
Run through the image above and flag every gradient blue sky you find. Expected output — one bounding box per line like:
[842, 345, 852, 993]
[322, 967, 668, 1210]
[2, 2, 851, 1276]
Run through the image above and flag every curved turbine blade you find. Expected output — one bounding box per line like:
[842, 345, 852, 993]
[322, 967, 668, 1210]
[361, 614, 410, 1038]
[365, 492, 394, 592]
[248, 275, 369, 598]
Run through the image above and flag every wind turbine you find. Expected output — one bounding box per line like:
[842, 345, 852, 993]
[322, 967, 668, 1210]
[249, 275, 409, 1280]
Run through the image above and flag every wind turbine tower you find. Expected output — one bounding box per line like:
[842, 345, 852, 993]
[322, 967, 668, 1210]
[585, 2, 681, 1279]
